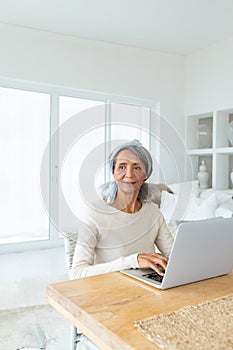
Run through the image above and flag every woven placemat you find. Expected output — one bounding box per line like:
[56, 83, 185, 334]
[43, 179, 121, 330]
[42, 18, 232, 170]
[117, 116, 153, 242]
[134, 293, 233, 350]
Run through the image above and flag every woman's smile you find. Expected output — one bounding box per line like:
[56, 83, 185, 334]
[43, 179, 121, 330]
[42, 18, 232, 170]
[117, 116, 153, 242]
[122, 181, 137, 185]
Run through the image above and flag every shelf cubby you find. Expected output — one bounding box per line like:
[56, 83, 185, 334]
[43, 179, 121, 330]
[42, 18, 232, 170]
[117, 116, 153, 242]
[186, 113, 213, 150]
[186, 108, 233, 190]
[216, 109, 233, 148]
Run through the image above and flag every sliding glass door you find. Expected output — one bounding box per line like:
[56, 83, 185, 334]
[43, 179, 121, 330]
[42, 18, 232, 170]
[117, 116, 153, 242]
[0, 87, 50, 244]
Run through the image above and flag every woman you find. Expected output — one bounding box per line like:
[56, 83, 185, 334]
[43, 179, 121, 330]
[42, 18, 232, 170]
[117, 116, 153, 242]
[71, 139, 174, 280]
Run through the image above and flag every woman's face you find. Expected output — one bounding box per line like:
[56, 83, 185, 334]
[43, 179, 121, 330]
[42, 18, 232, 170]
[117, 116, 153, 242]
[113, 149, 147, 195]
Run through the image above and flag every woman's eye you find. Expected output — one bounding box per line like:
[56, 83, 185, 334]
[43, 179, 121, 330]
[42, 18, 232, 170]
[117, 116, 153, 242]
[119, 165, 126, 169]
[134, 165, 141, 170]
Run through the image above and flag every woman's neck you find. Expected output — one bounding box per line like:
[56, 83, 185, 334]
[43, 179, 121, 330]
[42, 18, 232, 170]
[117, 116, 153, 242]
[111, 190, 142, 213]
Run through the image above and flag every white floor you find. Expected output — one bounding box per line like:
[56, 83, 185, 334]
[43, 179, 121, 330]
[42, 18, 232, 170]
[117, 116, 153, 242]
[0, 246, 69, 309]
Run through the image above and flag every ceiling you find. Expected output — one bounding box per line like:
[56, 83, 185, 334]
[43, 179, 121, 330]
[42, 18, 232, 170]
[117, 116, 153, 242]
[1, 0, 233, 55]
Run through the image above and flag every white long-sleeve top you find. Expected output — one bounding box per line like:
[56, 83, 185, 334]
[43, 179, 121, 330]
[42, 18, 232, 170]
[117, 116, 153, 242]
[71, 200, 174, 279]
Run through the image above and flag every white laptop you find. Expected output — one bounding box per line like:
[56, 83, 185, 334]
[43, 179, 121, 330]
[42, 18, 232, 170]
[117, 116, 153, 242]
[121, 217, 233, 290]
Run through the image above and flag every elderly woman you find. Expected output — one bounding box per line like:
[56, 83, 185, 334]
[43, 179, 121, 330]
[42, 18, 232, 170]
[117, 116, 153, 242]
[71, 139, 174, 280]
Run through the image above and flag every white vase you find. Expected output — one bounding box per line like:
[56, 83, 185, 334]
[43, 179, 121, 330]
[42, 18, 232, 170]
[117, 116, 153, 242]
[197, 160, 209, 189]
[230, 169, 233, 188]
[227, 121, 233, 146]
[197, 124, 212, 148]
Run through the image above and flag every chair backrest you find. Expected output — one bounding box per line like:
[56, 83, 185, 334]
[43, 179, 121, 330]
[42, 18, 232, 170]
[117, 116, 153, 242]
[64, 232, 78, 275]
[143, 183, 173, 207]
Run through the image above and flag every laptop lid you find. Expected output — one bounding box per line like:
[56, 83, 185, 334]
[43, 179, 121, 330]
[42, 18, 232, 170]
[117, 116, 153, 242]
[121, 217, 233, 289]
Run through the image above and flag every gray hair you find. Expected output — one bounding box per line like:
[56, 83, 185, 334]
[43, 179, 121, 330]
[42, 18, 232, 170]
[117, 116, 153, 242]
[103, 139, 153, 204]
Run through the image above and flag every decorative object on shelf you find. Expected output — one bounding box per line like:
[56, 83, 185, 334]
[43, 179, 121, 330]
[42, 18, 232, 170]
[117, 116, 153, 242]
[230, 169, 233, 189]
[227, 121, 233, 146]
[197, 124, 212, 149]
[197, 160, 209, 189]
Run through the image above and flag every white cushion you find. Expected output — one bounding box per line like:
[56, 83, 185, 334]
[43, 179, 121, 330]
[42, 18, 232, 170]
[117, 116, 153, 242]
[215, 207, 233, 218]
[184, 193, 217, 221]
[200, 189, 233, 205]
[215, 198, 233, 218]
[161, 191, 217, 223]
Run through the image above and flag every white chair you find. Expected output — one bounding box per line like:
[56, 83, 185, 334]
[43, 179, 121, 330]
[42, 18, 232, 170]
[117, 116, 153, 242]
[64, 232, 82, 350]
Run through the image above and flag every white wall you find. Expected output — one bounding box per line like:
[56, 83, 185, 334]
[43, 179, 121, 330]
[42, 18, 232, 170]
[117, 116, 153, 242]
[0, 23, 187, 184]
[2, 25, 232, 183]
[185, 36, 233, 115]
[0, 23, 185, 133]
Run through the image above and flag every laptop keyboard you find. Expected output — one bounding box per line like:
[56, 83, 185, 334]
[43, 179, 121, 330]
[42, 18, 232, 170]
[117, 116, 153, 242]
[142, 271, 164, 283]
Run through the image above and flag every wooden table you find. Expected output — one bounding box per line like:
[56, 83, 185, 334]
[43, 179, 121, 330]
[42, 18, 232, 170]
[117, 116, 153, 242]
[47, 271, 233, 350]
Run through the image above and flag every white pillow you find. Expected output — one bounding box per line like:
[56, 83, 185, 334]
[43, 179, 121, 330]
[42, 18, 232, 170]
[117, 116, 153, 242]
[200, 189, 233, 205]
[160, 191, 177, 223]
[199, 188, 215, 200]
[184, 193, 217, 221]
[215, 207, 233, 218]
[161, 181, 199, 224]
[160, 191, 217, 223]
[215, 198, 233, 218]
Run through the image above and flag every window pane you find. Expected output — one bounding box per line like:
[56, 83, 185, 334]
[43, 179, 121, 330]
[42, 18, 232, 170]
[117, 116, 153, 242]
[0, 87, 50, 244]
[110, 103, 153, 183]
[110, 103, 150, 149]
[59, 96, 105, 233]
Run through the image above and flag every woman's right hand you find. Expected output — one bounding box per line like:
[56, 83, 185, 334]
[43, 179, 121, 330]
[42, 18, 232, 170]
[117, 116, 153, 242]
[137, 253, 168, 275]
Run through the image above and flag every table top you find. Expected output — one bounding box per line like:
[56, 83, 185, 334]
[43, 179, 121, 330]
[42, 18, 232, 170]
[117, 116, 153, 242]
[47, 270, 233, 350]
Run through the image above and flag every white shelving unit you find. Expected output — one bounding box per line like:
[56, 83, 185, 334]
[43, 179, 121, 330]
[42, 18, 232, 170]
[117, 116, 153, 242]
[186, 109, 233, 190]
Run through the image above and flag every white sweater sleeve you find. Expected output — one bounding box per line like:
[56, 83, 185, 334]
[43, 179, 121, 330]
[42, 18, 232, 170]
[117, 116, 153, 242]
[70, 242, 139, 279]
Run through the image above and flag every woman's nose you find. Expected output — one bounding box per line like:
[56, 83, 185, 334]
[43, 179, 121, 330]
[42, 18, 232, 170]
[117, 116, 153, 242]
[125, 165, 134, 177]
